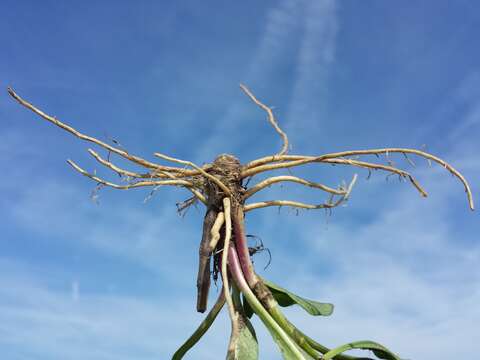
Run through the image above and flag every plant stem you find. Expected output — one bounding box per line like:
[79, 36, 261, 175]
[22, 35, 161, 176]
[232, 206, 258, 287]
[228, 246, 305, 360]
[268, 305, 320, 359]
[222, 198, 240, 355]
[233, 206, 323, 357]
[281, 317, 374, 360]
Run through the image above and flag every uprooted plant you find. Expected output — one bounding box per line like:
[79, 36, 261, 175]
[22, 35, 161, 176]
[8, 85, 474, 359]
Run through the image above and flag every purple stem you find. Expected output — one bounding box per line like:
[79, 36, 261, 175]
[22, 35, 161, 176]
[227, 245, 250, 293]
[232, 207, 258, 287]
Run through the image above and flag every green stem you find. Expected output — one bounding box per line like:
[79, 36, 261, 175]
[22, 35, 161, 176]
[267, 305, 321, 359]
[233, 208, 320, 358]
[228, 246, 306, 360]
[172, 290, 226, 360]
[250, 277, 370, 360]
[282, 317, 374, 360]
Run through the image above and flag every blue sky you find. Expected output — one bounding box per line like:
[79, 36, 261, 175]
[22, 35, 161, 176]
[1, 1, 479, 359]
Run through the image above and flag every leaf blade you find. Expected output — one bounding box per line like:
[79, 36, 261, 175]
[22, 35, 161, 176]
[262, 277, 334, 316]
[323, 340, 401, 360]
[227, 316, 259, 360]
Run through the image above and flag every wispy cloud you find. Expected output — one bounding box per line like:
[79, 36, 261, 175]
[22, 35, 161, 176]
[195, 0, 339, 161]
[245, 0, 302, 82]
[448, 71, 480, 142]
[193, 0, 304, 162]
[285, 0, 337, 148]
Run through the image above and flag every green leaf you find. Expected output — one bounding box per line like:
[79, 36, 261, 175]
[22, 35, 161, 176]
[227, 317, 259, 360]
[262, 277, 334, 316]
[323, 340, 401, 360]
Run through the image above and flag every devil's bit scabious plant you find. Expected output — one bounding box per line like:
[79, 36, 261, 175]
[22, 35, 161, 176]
[8, 85, 474, 360]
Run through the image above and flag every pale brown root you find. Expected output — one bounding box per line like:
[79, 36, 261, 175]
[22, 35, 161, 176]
[221, 199, 234, 314]
[244, 174, 357, 212]
[208, 211, 225, 250]
[244, 200, 333, 212]
[245, 154, 308, 169]
[243, 155, 413, 177]
[66, 159, 207, 204]
[240, 84, 289, 156]
[88, 148, 183, 181]
[7, 87, 198, 175]
[244, 175, 345, 199]
[243, 148, 473, 210]
[154, 152, 232, 197]
[88, 149, 152, 179]
[183, 188, 207, 206]
[221, 198, 239, 353]
[9, 87, 473, 210]
[243, 157, 427, 197]
[89, 148, 201, 202]
[243, 156, 338, 177]
[322, 158, 428, 198]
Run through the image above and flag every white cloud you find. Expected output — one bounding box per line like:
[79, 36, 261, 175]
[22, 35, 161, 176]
[0, 260, 231, 360]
